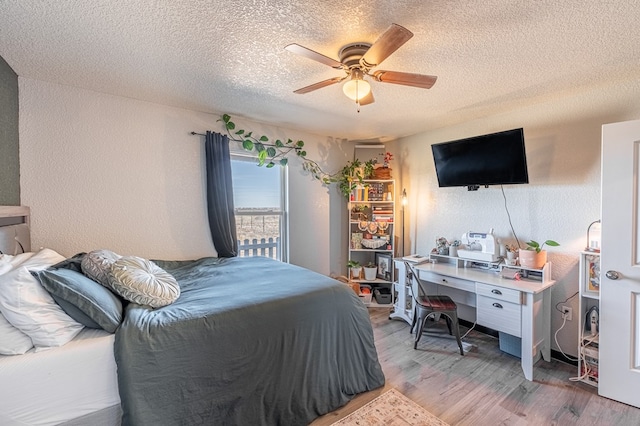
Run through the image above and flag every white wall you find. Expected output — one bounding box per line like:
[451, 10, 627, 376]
[18, 78, 350, 275]
[396, 79, 640, 356]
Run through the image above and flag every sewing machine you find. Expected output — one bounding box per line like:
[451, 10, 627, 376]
[457, 229, 500, 262]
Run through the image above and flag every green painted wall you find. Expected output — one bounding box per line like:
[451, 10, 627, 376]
[0, 55, 20, 205]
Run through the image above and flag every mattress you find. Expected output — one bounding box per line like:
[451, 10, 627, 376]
[0, 328, 120, 426]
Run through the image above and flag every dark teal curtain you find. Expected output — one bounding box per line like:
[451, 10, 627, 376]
[205, 131, 237, 257]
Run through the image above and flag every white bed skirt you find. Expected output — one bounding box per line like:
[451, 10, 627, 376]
[0, 328, 120, 425]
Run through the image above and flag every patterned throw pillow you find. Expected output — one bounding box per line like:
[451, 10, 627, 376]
[107, 256, 180, 308]
[81, 249, 121, 288]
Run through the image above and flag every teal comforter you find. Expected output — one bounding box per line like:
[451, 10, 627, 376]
[115, 256, 384, 425]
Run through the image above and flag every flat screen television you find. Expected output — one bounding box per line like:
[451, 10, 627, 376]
[431, 128, 529, 190]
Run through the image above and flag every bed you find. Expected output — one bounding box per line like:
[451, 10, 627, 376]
[0, 207, 385, 425]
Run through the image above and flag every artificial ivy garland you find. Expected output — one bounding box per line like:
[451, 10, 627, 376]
[218, 114, 376, 198]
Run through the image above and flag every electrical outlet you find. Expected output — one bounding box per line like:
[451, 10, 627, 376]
[561, 306, 573, 321]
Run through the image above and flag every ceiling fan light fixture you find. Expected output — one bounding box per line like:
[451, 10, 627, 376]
[342, 70, 371, 101]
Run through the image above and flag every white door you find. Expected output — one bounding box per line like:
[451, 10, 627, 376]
[600, 119, 640, 408]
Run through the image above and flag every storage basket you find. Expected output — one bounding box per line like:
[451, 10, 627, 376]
[374, 287, 392, 304]
[372, 167, 392, 179]
[498, 332, 522, 358]
[359, 284, 373, 305]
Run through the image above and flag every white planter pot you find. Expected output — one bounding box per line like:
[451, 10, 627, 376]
[363, 267, 377, 281]
[350, 267, 362, 279]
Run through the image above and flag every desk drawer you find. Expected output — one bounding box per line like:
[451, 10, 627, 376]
[419, 271, 475, 293]
[477, 295, 522, 337]
[476, 282, 522, 304]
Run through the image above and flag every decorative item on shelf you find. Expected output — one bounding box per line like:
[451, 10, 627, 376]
[586, 220, 601, 252]
[372, 152, 393, 179]
[585, 253, 600, 294]
[449, 240, 461, 257]
[436, 236, 449, 255]
[351, 211, 367, 221]
[347, 260, 362, 280]
[358, 221, 370, 232]
[518, 239, 560, 269]
[505, 244, 518, 266]
[377, 221, 389, 235]
[351, 232, 363, 249]
[363, 262, 377, 280]
[361, 238, 387, 249]
[375, 253, 393, 280]
[351, 205, 368, 221]
[367, 222, 379, 234]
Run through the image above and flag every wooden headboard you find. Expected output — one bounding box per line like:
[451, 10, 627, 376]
[0, 206, 31, 254]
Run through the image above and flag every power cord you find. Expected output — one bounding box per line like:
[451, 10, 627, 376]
[552, 292, 579, 363]
[461, 321, 477, 340]
[569, 331, 599, 382]
[555, 291, 578, 315]
[501, 185, 522, 249]
[554, 315, 579, 363]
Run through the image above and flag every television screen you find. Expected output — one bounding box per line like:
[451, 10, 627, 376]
[431, 128, 529, 190]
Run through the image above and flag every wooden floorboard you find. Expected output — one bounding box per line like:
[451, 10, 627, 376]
[311, 308, 640, 425]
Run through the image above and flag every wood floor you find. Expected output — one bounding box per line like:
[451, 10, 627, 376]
[312, 308, 640, 426]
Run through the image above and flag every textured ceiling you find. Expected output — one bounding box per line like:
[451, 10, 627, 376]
[1, 1, 640, 141]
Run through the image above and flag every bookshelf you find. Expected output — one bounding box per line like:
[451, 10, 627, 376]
[578, 251, 600, 386]
[348, 179, 395, 307]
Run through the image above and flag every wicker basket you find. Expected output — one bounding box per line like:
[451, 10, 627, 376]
[372, 167, 392, 179]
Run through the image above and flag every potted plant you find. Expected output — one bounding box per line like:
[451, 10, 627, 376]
[338, 159, 376, 199]
[505, 244, 518, 265]
[518, 240, 560, 269]
[363, 262, 377, 280]
[347, 260, 362, 280]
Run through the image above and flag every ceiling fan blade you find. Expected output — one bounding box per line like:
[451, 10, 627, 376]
[360, 24, 413, 68]
[359, 90, 375, 106]
[372, 70, 437, 89]
[285, 43, 344, 69]
[293, 77, 345, 94]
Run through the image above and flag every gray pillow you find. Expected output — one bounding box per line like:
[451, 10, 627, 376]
[108, 256, 180, 308]
[81, 249, 121, 288]
[32, 268, 123, 333]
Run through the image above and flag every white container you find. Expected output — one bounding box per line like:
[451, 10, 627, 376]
[363, 266, 377, 281]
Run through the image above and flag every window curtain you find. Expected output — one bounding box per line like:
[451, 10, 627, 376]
[205, 131, 238, 257]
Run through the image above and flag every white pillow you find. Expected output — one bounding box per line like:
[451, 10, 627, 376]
[0, 312, 33, 355]
[108, 256, 180, 308]
[0, 249, 84, 351]
[0, 252, 35, 276]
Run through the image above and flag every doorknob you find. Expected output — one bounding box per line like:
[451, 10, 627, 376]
[606, 270, 621, 280]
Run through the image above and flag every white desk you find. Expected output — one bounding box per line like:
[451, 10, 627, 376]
[392, 257, 556, 381]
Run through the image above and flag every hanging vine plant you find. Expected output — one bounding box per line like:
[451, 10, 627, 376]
[218, 114, 376, 198]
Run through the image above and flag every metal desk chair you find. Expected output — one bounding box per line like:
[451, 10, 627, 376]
[405, 261, 464, 355]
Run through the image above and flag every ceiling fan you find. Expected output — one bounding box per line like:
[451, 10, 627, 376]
[285, 24, 437, 109]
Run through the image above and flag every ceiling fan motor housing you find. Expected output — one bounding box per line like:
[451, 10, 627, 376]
[338, 43, 372, 69]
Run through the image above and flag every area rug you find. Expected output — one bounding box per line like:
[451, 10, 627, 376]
[330, 389, 449, 426]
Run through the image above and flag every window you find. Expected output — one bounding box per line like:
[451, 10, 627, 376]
[231, 155, 288, 261]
